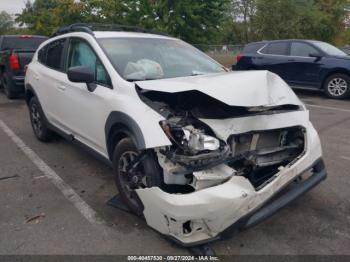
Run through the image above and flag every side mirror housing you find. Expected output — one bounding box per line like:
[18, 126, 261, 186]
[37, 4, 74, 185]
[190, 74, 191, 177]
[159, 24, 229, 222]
[68, 65, 97, 92]
[309, 53, 322, 60]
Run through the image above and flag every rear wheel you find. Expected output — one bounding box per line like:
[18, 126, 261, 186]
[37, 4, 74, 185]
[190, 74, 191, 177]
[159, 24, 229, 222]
[29, 96, 52, 142]
[112, 138, 162, 216]
[324, 73, 350, 99]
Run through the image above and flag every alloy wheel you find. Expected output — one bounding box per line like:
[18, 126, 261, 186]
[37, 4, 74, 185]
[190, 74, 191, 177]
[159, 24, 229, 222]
[31, 103, 43, 137]
[327, 77, 348, 97]
[118, 151, 149, 208]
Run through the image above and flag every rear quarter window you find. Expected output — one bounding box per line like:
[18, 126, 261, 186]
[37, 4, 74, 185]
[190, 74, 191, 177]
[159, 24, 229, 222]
[43, 38, 66, 71]
[243, 43, 266, 53]
[38, 45, 47, 64]
[261, 42, 289, 55]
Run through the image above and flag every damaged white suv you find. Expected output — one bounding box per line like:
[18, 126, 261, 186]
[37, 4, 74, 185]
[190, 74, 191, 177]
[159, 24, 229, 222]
[25, 24, 327, 246]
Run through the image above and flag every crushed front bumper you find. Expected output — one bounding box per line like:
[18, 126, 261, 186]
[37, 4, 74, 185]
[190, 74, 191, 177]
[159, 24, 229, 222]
[136, 124, 326, 246]
[219, 158, 326, 242]
[139, 158, 326, 247]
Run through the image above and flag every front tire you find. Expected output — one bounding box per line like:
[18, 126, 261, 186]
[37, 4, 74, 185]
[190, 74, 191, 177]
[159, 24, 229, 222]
[324, 73, 350, 99]
[29, 96, 52, 142]
[112, 138, 162, 216]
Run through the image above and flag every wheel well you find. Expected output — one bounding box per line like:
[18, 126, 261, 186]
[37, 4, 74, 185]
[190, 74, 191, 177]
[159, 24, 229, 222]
[321, 69, 350, 90]
[105, 112, 146, 161]
[25, 88, 35, 105]
[107, 123, 131, 161]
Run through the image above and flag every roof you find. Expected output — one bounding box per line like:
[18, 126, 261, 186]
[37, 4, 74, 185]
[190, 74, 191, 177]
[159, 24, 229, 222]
[246, 39, 324, 45]
[51, 23, 171, 39]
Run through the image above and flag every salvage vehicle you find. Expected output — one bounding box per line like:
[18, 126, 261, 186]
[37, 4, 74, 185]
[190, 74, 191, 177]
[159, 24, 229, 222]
[25, 24, 327, 246]
[235, 39, 350, 99]
[0, 35, 48, 99]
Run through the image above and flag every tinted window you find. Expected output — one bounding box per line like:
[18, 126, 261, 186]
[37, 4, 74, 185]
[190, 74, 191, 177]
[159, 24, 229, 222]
[38, 45, 47, 64]
[263, 42, 288, 55]
[46, 39, 66, 70]
[291, 42, 318, 57]
[1, 36, 47, 50]
[67, 38, 110, 86]
[312, 41, 346, 56]
[243, 43, 266, 53]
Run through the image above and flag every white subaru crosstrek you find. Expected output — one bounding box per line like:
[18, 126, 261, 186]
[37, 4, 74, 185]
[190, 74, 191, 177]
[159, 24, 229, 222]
[25, 24, 327, 246]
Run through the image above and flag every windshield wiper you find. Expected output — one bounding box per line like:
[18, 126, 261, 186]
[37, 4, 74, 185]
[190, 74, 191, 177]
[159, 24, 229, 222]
[126, 78, 161, 82]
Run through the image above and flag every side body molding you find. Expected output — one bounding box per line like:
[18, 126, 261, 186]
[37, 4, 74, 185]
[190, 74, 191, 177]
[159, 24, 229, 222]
[105, 111, 146, 159]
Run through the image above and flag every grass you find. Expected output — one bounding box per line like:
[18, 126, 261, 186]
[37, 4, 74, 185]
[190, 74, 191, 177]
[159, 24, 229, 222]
[207, 52, 237, 68]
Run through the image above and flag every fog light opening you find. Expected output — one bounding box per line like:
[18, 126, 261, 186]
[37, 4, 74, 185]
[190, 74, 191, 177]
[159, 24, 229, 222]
[183, 220, 192, 234]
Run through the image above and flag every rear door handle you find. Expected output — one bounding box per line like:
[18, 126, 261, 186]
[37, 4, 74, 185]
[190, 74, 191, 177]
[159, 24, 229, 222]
[288, 59, 296, 62]
[33, 74, 39, 80]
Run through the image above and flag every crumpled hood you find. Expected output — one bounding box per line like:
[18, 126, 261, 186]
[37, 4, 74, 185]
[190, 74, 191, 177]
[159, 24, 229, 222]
[136, 70, 302, 107]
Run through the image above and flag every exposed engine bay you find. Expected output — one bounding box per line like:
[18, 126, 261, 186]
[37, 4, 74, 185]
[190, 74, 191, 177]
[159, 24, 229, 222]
[137, 87, 305, 192]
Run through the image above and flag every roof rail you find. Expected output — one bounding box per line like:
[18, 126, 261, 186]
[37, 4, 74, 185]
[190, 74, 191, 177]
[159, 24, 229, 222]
[51, 23, 94, 37]
[51, 23, 169, 38]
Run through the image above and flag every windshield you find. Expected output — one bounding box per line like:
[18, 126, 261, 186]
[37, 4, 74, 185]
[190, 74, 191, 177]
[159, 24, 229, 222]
[98, 37, 224, 81]
[312, 41, 347, 56]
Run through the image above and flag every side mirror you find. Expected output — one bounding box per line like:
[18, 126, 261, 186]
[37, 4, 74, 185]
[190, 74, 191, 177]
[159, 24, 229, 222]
[67, 65, 96, 92]
[309, 53, 322, 61]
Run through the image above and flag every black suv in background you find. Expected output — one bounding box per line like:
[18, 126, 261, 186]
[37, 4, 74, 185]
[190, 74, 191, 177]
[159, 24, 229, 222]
[0, 35, 47, 99]
[235, 39, 350, 99]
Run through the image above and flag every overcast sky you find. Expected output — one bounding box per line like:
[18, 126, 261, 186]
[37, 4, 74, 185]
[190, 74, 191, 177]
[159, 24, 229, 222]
[0, 0, 32, 16]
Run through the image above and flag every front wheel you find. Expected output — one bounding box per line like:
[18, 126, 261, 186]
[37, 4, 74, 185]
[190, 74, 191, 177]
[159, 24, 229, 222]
[324, 73, 350, 99]
[29, 96, 53, 142]
[112, 138, 162, 216]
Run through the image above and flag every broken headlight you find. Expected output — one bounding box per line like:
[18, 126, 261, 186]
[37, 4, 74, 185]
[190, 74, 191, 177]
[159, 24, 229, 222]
[159, 118, 230, 171]
[160, 119, 220, 155]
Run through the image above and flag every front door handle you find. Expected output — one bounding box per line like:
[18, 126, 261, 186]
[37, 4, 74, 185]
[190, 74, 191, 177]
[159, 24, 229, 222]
[288, 59, 296, 62]
[57, 84, 66, 91]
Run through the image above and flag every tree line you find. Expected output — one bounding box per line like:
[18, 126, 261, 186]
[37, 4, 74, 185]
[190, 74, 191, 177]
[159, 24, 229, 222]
[1, 0, 349, 45]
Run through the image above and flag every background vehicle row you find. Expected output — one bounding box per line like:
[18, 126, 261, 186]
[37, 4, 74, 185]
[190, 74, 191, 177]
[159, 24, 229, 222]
[235, 39, 350, 99]
[0, 35, 47, 99]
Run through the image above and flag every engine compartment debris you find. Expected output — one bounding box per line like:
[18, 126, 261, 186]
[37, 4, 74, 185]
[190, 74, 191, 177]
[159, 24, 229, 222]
[138, 88, 306, 193]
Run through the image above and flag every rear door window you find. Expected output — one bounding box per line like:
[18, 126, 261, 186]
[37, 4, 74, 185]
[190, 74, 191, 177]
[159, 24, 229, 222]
[290, 42, 319, 57]
[262, 42, 289, 55]
[45, 39, 66, 71]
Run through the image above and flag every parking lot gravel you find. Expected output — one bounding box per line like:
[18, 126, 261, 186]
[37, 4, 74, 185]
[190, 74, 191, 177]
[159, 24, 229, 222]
[0, 90, 349, 255]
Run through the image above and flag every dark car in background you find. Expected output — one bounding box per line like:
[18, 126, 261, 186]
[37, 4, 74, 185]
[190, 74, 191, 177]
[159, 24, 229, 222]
[0, 35, 48, 99]
[235, 39, 350, 99]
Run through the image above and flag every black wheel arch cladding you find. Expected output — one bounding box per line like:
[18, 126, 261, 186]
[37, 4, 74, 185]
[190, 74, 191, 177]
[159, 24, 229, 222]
[25, 84, 37, 105]
[105, 111, 146, 160]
